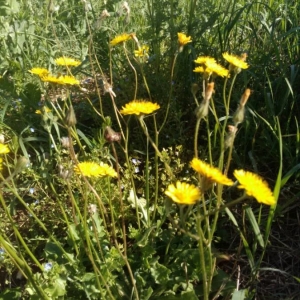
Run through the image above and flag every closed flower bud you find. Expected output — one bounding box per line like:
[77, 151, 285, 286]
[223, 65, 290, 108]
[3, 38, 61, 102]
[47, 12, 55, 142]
[104, 126, 122, 143]
[65, 105, 77, 127]
[233, 105, 245, 126]
[0, 134, 4, 144]
[15, 156, 30, 173]
[204, 82, 215, 102]
[191, 83, 200, 96]
[240, 88, 251, 107]
[195, 101, 210, 119]
[61, 137, 70, 148]
[225, 125, 237, 148]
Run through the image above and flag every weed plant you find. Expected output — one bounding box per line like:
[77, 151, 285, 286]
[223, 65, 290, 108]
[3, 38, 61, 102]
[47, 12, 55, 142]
[0, 0, 299, 299]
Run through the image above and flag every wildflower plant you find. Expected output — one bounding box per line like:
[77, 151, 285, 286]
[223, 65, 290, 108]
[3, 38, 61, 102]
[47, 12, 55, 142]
[0, 1, 292, 299]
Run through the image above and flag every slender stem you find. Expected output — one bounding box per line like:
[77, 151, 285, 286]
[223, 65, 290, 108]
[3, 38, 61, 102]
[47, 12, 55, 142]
[139, 116, 174, 178]
[194, 118, 202, 158]
[124, 43, 138, 100]
[197, 204, 208, 300]
[159, 53, 178, 133]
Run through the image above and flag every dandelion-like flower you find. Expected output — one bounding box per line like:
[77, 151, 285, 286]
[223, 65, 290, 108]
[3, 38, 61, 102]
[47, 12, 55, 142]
[120, 100, 160, 116]
[29, 68, 49, 77]
[40, 75, 63, 84]
[193, 58, 229, 78]
[0, 143, 10, 154]
[233, 170, 276, 206]
[194, 56, 216, 65]
[134, 45, 149, 58]
[190, 158, 234, 188]
[110, 33, 132, 46]
[222, 52, 249, 71]
[55, 56, 81, 67]
[74, 162, 117, 178]
[35, 107, 52, 114]
[205, 60, 229, 78]
[57, 75, 80, 85]
[41, 75, 79, 85]
[177, 32, 192, 46]
[165, 181, 201, 205]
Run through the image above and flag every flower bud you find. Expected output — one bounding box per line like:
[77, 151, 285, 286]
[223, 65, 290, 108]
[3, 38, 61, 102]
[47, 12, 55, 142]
[61, 137, 70, 148]
[0, 134, 4, 144]
[191, 83, 200, 96]
[104, 126, 121, 143]
[204, 82, 215, 102]
[240, 88, 251, 107]
[225, 125, 237, 148]
[195, 101, 209, 119]
[233, 105, 245, 126]
[65, 105, 77, 127]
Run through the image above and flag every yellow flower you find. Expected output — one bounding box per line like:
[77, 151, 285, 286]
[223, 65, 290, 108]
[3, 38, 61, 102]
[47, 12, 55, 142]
[233, 170, 276, 206]
[57, 75, 80, 85]
[41, 75, 79, 85]
[120, 100, 160, 116]
[110, 33, 132, 46]
[134, 45, 149, 57]
[193, 58, 229, 78]
[193, 66, 206, 73]
[205, 60, 229, 77]
[0, 143, 10, 154]
[194, 56, 216, 64]
[55, 56, 81, 67]
[41, 75, 63, 84]
[74, 162, 117, 178]
[35, 107, 52, 114]
[222, 52, 249, 70]
[190, 158, 234, 187]
[165, 181, 201, 205]
[177, 32, 192, 46]
[29, 68, 50, 77]
[98, 162, 118, 177]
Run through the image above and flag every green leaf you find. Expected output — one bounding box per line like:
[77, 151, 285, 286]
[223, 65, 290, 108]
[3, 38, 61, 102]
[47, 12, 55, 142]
[232, 289, 247, 300]
[244, 205, 264, 248]
[150, 261, 171, 285]
[0, 288, 22, 299]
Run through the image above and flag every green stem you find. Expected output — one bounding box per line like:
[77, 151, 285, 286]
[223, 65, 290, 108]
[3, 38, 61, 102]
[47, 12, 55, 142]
[124, 43, 138, 100]
[197, 204, 208, 300]
[159, 53, 178, 133]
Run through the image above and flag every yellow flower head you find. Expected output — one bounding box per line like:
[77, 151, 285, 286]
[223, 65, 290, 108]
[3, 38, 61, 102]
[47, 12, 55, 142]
[110, 33, 132, 46]
[120, 100, 160, 116]
[55, 56, 81, 67]
[177, 32, 192, 46]
[41, 75, 79, 85]
[57, 75, 80, 85]
[205, 60, 229, 78]
[98, 162, 118, 177]
[0, 143, 10, 154]
[74, 162, 117, 178]
[134, 45, 149, 58]
[29, 68, 50, 77]
[41, 75, 63, 84]
[165, 181, 201, 205]
[194, 56, 216, 65]
[35, 107, 52, 114]
[190, 158, 234, 188]
[233, 170, 276, 206]
[193, 58, 229, 78]
[222, 52, 249, 70]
